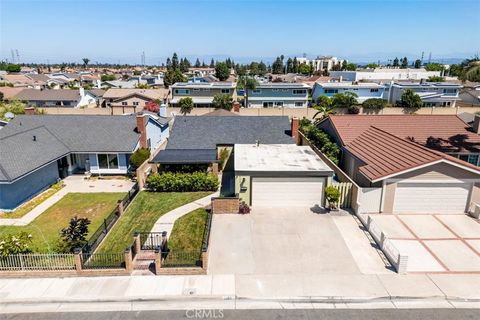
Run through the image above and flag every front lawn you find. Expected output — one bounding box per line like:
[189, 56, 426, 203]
[97, 191, 211, 254]
[0, 193, 125, 253]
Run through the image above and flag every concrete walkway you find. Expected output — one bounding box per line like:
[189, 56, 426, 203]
[150, 191, 219, 238]
[0, 176, 134, 226]
[0, 273, 479, 312]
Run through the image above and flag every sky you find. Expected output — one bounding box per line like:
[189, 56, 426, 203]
[0, 0, 479, 64]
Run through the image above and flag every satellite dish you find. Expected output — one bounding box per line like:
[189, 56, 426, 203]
[5, 112, 14, 120]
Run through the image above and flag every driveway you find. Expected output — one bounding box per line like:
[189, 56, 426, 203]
[208, 207, 390, 275]
[369, 213, 480, 273]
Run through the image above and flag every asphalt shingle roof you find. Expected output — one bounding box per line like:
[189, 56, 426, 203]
[0, 115, 141, 182]
[166, 116, 294, 150]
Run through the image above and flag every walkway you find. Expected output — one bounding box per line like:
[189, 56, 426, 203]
[0, 176, 134, 226]
[149, 191, 219, 238]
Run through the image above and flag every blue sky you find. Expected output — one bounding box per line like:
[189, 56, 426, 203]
[0, 0, 479, 64]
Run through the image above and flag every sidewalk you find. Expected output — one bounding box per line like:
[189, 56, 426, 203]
[149, 191, 219, 237]
[0, 273, 479, 312]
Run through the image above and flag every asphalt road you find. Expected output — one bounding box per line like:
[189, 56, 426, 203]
[1, 309, 479, 320]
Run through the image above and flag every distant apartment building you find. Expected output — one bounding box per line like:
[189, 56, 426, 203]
[312, 82, 385, 103]
[170, 82, 236, 108]
[386, 81, 462, 107]
[296, 56, 345, 72]
[247, 83, 310, 108]
[329, 68, 442, 81]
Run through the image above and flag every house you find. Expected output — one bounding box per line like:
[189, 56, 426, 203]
[247, 83, 310, 108]
[151, 115, 332, 207]
[0, 87, 25, 100]
[329, 68, 442, 81]
[386, 81, 463, 107]
[0, 113, 169, 210]
[318, 115, 480, 213]
[459, 83, 480, 106]
[170, 82, 236, 108]
[297, 56, 345, 72]
[14, 88, 98, 108]
[102, 88, 169, 109]
[312, 82, 385, 103]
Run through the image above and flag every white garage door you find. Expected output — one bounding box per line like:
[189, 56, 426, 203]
[393, 182, 470, 213]
[252, 177, 324, 207]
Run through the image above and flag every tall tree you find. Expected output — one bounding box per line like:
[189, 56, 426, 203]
[286, 58, 293, 73]
[401, 57, 408, 69]
[293, 57, 299, 73]
[393, 57, 400, 67]
[209, 58, 215, 68]
[178, 97, 194, 115]
[194, 58, 201, 68]
[258, 61, 267, 76]
[414, 59, 422, 69]
[397, 89, 423, 111]
[212, 93, 234, 111]
[215, 62, 230, 81]
[237, 76, 258, 107]
[82, 58, 89, 69]
[171, 53, 179, 69]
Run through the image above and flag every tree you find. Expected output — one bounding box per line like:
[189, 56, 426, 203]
[237, 75, 258, 107]
[0, 63, 21, 72]
[312, 96, 335, 122]
[194, 58, 201, 68]
[460, 56, 480, 82]
[60, 216, 91, 252]
[179, 97, 194, 115]
[164, 68, 186, 87]
[331, 92, 358, 109]
[272, 56, 284, 74]
[400, 57, 408, 69]
[258, 61, 267, 76]
[345, 63, 357, 71]
[362, 98, 387, 110]
[215, 62, 229, 81]
[341, 60, 348, 70]
[397, 89, 423, 111]
[427, 76, 445, 82]
[0, 232, 32, 256]
[414, 59, 422, 69]
[100, 74, 116, 81]
[129, 148, 151, 169]
[0, 92, 3, 102]
[365, 63, 379, 69]
[209, 58, 215, 68]
[0, 100, 26, 120]
[424, 63, 445, 71]
[393, 57, 400, 67]
[144, 100, 160, 113]
[82, 58, 89, 69]
[298, 63, 312, 75]
[171, 53, 179, 69]
[212, 93, 234, 111]
[286, 58, 293, 73]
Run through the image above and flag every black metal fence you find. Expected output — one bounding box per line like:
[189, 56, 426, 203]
[161, 251, 202, 268]
[201, 211, 213, 253]
[81, 252, 125, 269]
[139, 232, 167, 251]
[82, 183, 139, 254]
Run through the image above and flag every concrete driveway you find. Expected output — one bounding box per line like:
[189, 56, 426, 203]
[369, 214, 480, 273]
[208, 207, 389, 275]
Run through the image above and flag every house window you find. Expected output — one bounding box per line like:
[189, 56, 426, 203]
[370, 88, 379, 92]
[98, 154, 119, 169]
[253, 89, 261, 94]
[293, 89, 307, 95]
[295, 102, 304, 107]
[174, 89, 190, 95]
[193, 88, 200, 92]
[122, 101, 128, 106]
[147, 138, 151, 149]
[263, 102, 274, 107]
[133, 101, 139, 106]
[468, 154, 480, 166]
[221, 89, 230, 94]
[324, 89, 338, 94]
[203, 88, 210, 92]
[274, 101, 283, 107]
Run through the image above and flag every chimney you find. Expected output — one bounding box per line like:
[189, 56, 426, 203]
[79, 87, 85, 97]
[233, 101, 240, 112]
[473, 115, 480, 134]
[24, 107, 35, 115]
[291, 117, 300, 145]
[136, 113, 148, 149]
[159, 103, 167, 117]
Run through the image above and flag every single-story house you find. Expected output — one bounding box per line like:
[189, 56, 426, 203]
[0, 113, 169, 210]
[318, 115, 480, 214]
[103, 88, 169, 110]
[151, 115, 333, 207]
[13, 88, 98, 108]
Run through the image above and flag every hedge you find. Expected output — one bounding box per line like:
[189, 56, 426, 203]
[146, 172, 219, 192]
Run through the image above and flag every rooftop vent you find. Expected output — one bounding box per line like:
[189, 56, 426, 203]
[33, 135, 37, 141]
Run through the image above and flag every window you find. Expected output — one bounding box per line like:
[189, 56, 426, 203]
[370, 88, 379, 92]
[193, 88, 200, 92]
[147, 138, 151, 149]
[122, 101, 128, 106]
[468, 155, 479, 166]
[98, 154, 118, 169]
[133, 101, 139, 106]
[324, 89, 338, 94]
[295, 102, 304, 107]
[274, 101, 283, 107]
[174, 89, 190, 95]
[221, 89, 230, 94]
[263, 101, 274, 107]
[293, 89, 307, 95]
[253, 89, 261, 94]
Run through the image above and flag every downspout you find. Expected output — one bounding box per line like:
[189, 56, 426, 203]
[380, 180, 386, 213]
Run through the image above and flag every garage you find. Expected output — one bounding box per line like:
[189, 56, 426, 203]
[393, 182, 470, 214]
[252, 177, 325, 207]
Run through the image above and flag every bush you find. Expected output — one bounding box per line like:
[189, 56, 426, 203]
[162, 164, 209, 173]
[60, 216, 91, 253]
[347, 105, 360, 114]
[147, 172, 219, 192]
[362, 98, 387, 110]
[129, 148, 150, 169]
[325, 186, 340, 209]
[0, 232, 33, 256]
[303, 124, 340, 165]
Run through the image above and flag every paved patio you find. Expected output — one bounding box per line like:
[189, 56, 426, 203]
[207, 207, 391, 275]
[369, 214, 480, 273]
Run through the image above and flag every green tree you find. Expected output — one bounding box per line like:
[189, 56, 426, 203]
[345, 63, 357, 71]
[60, 216, 91, 252]
[212, 93, 234, 111]
[209, 58, 215, 68]
[171, 53, 179, 69]
[400, 57, 408, 69]
[194, 58, 201, 68]
[164, 68, 186, 87]
[82, 58, 89, 69]
[393, 57, 399, 67]
[272, 56, 284, 74]
[424, 63, 445, 71]
[298, 63, 312, 75]
[460, 56, 480, 82]
[331, 92, 358, 109]
[312, 95, 335, 122]
[0, 100, 26, 120]
[215, 62, 229, 81]
[397, 89, 423, 111]
[179, 97, 194, 115]
[129, 148, 151, 169]
[427, 76, 445, 82]
[258, 61, 267, 76]
[362, 98, 387, 110]
[414, 59, 422, 69]
[365, 63, 379, 69]
[100, 74, 116, 81]
[237, 76, 258, 107]
[341, 60, 348, 70]
[0, 232, 33, 256]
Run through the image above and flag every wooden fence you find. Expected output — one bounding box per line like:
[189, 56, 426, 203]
[332, 182, 353, 209]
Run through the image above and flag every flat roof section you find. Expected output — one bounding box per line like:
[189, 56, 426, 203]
[234, 144, 333, 174]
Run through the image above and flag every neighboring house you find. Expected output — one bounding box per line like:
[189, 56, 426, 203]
[385, 81, 462, 107]
[14, 88, 98, 107]
[312, 82, 385, 103]
[329, 68, 442, 81]
[170, 82, 237, 108]
[0, 74, 37, 88]
[151, 116, 332, 207]
[187, 67, 216, 77]
[0, 113, 169, 210]
[459, 84, 480, 106]
[318, 115, 480, 213]
[247, 83, 310, 108]
[101, 80, 139, 89]
[0, 87, 25, 100]
[103, 88, 169, 110]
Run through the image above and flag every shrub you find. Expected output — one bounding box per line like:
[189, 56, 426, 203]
[162, 164, 209, 173]
[0, 232, 33, 256]
[147, 172, 219, 192]
[303, 124, 340, 165]
[129, 148, 150, 169]
[325, 186, 340, 209]
[60, 216, 91, 252]
[347, 105, 360, 114]
[362, 98, 387, 110]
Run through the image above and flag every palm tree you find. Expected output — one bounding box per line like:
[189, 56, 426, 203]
[312, 96, 336, 123]
[238, 75, 258, 108]
[82, 58, 90, 69]
[461, 55, 480, 82]
[178, 97, 194, 116]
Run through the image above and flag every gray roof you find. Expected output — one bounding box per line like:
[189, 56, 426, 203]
[166, 116, 294, 150]
[151, 149, 218, 164]
[0, 115, 142, 182]
[14, 89, 81, 101]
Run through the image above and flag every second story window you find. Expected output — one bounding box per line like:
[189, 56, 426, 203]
[293, 89, 307, 95]
[253, 89, 261, 94]
[221, 89, 230, 94]
[174, 89, 190, 95]
[324, 89, 338, 94]
[122, 101, 128, 106]
[370, 88, 379, 92]
[133, 101, 139, 106]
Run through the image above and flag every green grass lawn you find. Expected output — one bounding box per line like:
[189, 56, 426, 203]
[0, 193, 125, 253]
[97, 191, 211, 254]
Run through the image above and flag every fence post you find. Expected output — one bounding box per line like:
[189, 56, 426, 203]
[154, 249, 162, 274]
[134, 232, 141, 254]
[367, 216, 373, 230]
[73, 248, 83, 273]
[161, 231, 168, 251]
[380, 232, 386, 249]
[202, 250, 209, 271]
[124, 247, 133, 273]
[118, 200, 124, 216]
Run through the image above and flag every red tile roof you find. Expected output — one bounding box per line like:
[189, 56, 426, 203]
[329, 115, 480, 153]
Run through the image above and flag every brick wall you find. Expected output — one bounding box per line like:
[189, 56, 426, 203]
[211, 197, 239, 214]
